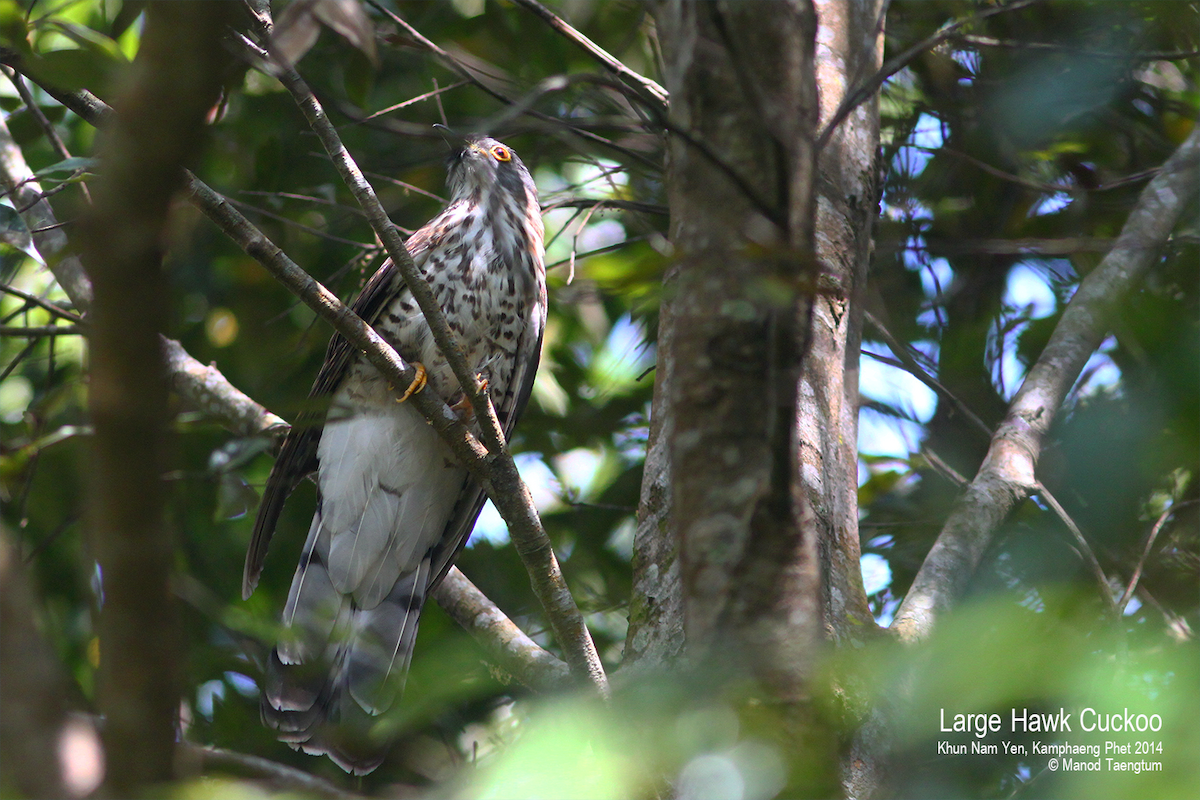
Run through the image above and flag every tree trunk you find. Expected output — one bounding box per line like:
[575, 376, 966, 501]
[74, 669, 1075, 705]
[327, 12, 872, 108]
[79, 4, 232, 795]
[808, 0, 884, 643]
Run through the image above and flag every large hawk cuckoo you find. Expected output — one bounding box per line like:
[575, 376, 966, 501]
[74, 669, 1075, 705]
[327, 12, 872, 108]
[242, 136, 546, 773]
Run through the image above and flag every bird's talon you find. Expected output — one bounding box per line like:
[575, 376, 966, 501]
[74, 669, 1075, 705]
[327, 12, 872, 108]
[395, 362, 427, 403]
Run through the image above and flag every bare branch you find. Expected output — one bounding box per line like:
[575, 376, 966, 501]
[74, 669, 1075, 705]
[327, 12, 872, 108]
[891, 121, 1200, 643]
[0, 284, 84, 322]
[1034, 482, 1118, 617]
[431, 567, 572, 690]
[951, 34, 1200, 60]
[510, 0, 669, 109]
[180, 743, 371, 800]
[0, 103, 288, 444]
[1118, 499, 1198, 614]
[0, 324, 84, 337]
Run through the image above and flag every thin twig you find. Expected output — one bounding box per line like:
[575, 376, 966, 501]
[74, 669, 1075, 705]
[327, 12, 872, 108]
[510, 0, 668, 109]
[365, 0, 659, 171]
[1035, 482, 1118, 617]
[1117, 499, 1198, 613]
[0, 283, 84, 323]
[5, 67, 91, 203]
[357, 79, 468, 122]
[0, 324, 84, 336]
[817, 0, 1046, 150]
[542, 197, 667, 215]
[0, 338, 39, 382]
[864, 310, 992, 437]
[920, 447, 968, 488]
[952, 34, 1200, 60]
[227, 196, 376, 249]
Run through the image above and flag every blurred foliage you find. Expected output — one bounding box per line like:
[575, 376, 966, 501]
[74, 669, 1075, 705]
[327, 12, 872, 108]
[1, 0, 1197, 798]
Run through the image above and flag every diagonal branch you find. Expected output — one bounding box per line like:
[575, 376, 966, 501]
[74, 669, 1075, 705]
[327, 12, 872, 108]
[242, 18, 608, 691]
[432, 567, 571, 690]
[0, 111, 288, 443]
[362, 0, 659, 171]
[510, 0, 668, 109]
[891, 121, 1200, 642]
[9, 76, 601, 694]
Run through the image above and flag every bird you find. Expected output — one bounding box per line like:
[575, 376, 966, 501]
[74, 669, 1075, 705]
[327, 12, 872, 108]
[241, 135, 546, 774]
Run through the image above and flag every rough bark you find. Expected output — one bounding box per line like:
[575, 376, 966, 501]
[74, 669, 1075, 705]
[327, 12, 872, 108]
[78, 4, 232, 795]
[809, 0, 884, 644]
[624, 271, 685, 670]
[654, 0, 822, 704]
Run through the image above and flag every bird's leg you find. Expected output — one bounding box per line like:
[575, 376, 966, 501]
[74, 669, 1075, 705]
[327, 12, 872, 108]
[392, 362, 427, 403]
[449, 376, 488, 419]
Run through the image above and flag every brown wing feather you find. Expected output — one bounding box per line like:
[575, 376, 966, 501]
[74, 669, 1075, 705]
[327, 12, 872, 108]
[427, 285, 547, 591]
[242, 259, 406, 599]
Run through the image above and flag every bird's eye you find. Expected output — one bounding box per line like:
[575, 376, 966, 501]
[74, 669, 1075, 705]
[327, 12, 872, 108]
[490, 145, 511, 162]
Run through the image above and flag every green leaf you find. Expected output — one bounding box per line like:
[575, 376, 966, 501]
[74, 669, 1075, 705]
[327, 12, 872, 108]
[0, 203, 45, 265]
[32, 156, 98, 180]
[42, 19, 129, 64]
[22, 47, 120, 96]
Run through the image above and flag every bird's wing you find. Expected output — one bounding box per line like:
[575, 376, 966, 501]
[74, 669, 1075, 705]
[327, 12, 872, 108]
[427, 281, 548, 590]
[242, 259, 405, 599]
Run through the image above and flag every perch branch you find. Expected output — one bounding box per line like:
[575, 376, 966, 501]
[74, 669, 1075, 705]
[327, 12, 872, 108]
[6, 78, 579, 693]
[891, 121, 1200, 642]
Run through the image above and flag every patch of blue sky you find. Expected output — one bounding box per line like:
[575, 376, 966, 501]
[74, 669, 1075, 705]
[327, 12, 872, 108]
[861, 553, 892, 596]
[555, 447, 605, 498]
[951, 48, 981, 76]
[1071, 335, 1123, 398]
[892, 142, 932, 179]
[577, 218, 626, 252]
[919, 257, 954, 300]
[875, 594, 901, 627]
[589, 313, 655, 398]
[987, 318, 1029, 402]
[471, 453, 563, 546]
[860, 342, 938, 423]
[196, 679, 224, 719]
[1006, 262, 1057, 319]
[858, 406, 923, 459]
[225, 671, 259, 697]
[911, 112, 945, 150]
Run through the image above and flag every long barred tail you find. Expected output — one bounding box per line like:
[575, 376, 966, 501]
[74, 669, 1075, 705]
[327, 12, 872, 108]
[262, 544, 431, 774]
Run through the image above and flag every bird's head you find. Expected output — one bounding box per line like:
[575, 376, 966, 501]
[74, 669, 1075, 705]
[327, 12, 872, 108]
[445, 135, 536, 209]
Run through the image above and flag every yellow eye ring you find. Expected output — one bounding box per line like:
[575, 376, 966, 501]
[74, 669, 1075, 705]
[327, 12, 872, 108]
[490, 145, 511, 162]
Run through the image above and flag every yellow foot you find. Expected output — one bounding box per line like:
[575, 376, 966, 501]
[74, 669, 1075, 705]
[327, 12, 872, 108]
[394, 362, 427, 403]
[450, 376, 488, 416]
